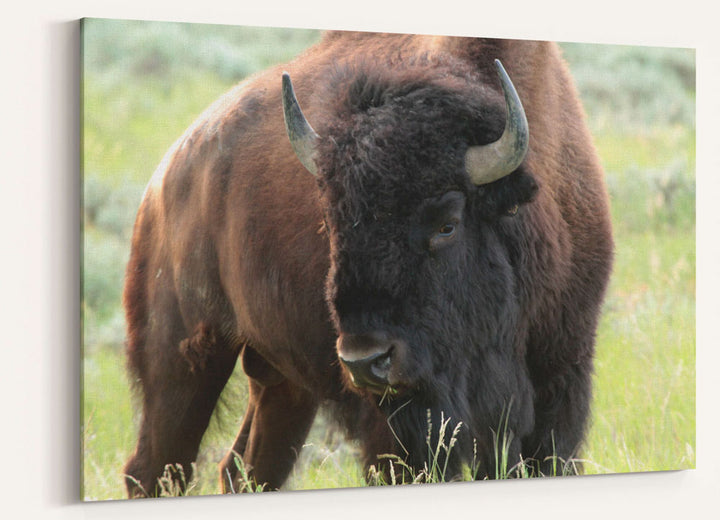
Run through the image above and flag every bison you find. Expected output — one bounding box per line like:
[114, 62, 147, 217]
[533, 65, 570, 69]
[122, 30, 613, 497]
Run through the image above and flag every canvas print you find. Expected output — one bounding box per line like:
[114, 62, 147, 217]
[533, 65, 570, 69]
[81, 18, 696, 500]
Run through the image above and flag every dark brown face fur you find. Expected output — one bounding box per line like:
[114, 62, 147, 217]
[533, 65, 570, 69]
[312, 57, 539, 470]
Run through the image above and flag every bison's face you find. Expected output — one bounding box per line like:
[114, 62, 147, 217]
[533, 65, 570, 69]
[323, 179, 518, 403]
[331, 188, 470, 397]
[282, 58, 537, 465]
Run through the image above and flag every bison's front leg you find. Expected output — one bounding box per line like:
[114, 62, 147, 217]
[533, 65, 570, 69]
[220, 349, 318, 492]
[522, 357, 594, 477]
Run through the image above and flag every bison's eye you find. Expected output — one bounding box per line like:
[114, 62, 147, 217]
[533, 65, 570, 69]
[429, 221, 459, 250]
[437, 224, 456, 237]
[418, 190, 465, 252]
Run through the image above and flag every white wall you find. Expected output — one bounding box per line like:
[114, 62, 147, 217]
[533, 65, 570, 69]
[2, 1, 717, 518]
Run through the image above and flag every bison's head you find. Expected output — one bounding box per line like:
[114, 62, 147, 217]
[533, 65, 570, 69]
[282, 56, 538, 473]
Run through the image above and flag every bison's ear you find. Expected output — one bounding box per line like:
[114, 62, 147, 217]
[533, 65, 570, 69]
[473, 167, 538, 219]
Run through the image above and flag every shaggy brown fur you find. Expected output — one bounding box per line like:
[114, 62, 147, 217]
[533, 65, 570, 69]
[122, 31, 612, 497]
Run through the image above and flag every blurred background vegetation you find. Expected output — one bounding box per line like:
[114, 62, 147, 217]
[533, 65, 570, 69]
[81, 18, 695, 500]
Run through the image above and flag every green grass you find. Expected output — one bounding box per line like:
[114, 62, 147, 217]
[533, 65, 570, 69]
[584, 230, 695, 474]
[82, 346, 136, 500]
[80, 21, 696, 500]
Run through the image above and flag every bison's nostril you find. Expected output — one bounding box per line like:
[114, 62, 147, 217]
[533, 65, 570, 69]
[370, 350, 392, 379]
[339, 348, 392, 390]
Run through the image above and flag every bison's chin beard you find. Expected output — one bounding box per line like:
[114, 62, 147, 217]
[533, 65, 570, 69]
[377, 390, 473, 483]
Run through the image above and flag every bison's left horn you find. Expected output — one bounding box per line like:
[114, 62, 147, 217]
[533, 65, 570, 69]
[282, 72, 320, 176]
[465, 60, 529, 186]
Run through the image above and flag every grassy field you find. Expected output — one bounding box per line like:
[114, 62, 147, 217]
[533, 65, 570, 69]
[81, 19, 695, 500]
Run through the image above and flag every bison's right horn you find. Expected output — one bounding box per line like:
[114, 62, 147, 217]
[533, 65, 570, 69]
[465, 60, 529, 186]
[282, 72, 320, 176]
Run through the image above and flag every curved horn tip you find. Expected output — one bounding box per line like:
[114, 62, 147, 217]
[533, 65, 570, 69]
[464, 59, 529, 186]
[281, 71, 320, 176]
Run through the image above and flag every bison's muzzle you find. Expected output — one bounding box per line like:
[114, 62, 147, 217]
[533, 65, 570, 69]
[337, 332, 407, 393]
